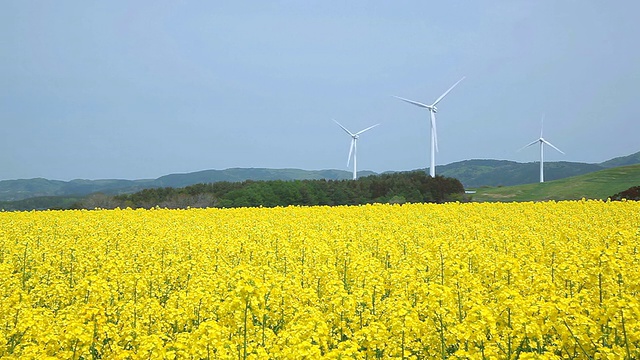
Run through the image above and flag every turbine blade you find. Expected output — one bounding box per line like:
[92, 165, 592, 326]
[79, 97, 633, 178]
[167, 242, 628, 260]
[542, 139, 565, 154]
[430, 111, 439, 152]
[431, 76, 465, 106]
[355, 123, 380, 135]
[517, 139, 540, 152]
[393, 96, 431, 109]
[347, 139, 355, 166]
[333, 119, 355, 137]
[540, 113, 545, 138]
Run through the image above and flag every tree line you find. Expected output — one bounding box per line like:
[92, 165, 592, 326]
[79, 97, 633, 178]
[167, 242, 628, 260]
[74, 171, 466, 209]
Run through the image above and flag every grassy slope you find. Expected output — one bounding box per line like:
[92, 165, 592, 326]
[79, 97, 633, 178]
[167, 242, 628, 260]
[438, 160, 604, 188]
[470, 164, 640, 202]
[599, 150, 640, 168]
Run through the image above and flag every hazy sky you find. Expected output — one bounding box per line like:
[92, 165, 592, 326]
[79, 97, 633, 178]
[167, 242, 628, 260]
[2, 1, 638, 181]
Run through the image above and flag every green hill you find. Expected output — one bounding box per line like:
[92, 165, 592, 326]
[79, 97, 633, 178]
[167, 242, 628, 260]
[436, 160, 604, 188]
[1, 150, 638, 205]
[0, 169, 372, 202]
[599, 151, 640, 168]
[470, 164, 640, 202]
[436, 151, 640, 188]
[0, 178, 67, 201]
[0, 178, 156, 202]
[154, 168, 375, 188]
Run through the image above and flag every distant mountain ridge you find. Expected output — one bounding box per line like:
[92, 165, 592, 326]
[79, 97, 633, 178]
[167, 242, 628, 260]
[154, 168, 376, 188]
[435, 150, 640, 188]
[599, 151, 640, 168]
[1, 150, 638, 202]
[0, 168, 376, 202]
[0, 178, 156, 202]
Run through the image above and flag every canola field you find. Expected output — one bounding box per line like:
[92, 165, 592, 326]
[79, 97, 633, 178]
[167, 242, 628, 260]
[1, 201, 639, 359]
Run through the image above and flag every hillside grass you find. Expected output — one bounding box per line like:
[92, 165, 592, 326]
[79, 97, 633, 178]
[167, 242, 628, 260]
[470, 164, 640, 202]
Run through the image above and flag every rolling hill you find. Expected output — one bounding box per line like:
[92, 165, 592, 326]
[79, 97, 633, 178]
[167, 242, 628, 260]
[0, 169, 375, 202]
[1, 150, 638, 203]
[0, 178, 156, 202]
[434, 150, 640, 188]
[599, 151, 640, 168]
[436, 160, 604, 188]
[154, 168, 376, 188]
[470, 164, 640, 202]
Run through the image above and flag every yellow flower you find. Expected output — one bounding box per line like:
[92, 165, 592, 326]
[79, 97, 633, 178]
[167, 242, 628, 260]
[0, 201, 638, 358]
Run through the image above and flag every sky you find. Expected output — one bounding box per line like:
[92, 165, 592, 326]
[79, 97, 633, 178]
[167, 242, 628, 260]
[1, 1, 639, 181]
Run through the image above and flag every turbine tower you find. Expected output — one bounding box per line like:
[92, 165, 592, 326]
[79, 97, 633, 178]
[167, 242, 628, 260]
[394, 77, 465, 177]
[333, 120, 379, 180]
[518, 115, 565, 183]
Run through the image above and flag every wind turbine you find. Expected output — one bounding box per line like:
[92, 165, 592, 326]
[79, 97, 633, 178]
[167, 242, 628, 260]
[333, 120, 380, 180]
[394, 76, 465, 177]
[518, 115, 565, 183]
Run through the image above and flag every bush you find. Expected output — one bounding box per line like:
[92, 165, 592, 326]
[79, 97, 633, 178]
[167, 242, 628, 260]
[610, 186, 640, 201]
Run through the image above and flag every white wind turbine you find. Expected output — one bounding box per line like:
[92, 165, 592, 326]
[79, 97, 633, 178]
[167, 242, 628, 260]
[394, 77, 465, 177]
[518, 115, 565, 183]
[333, 120, 380, 180]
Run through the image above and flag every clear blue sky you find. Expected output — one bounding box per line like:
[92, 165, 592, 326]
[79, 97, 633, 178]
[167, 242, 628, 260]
[1, 1, 638, 181]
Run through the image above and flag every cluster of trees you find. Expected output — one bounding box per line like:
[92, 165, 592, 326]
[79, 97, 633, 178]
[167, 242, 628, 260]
[74, 172, 465, 209]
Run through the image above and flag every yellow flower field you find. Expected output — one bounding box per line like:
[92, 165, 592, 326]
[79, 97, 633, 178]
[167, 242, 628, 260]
[1, 200, 639, 359]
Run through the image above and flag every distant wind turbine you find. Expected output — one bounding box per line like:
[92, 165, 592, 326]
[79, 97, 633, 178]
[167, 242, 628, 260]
[518, 115, 565, 183]
[394, 77, 465, 177]
[333, 120, 380, 180]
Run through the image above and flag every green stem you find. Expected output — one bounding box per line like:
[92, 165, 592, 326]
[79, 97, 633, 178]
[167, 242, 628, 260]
[401, 329, 405, 359]
[21, 243, 28, 290]
[372, 286, 376, 316]
[621, 310, 631, 360]
[243, 297, 249, 360]
[457, 283, 463, 323]
[507, 307, 512, 359]
[563, 320, 590, 358]
[439, 249, 445, 286]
